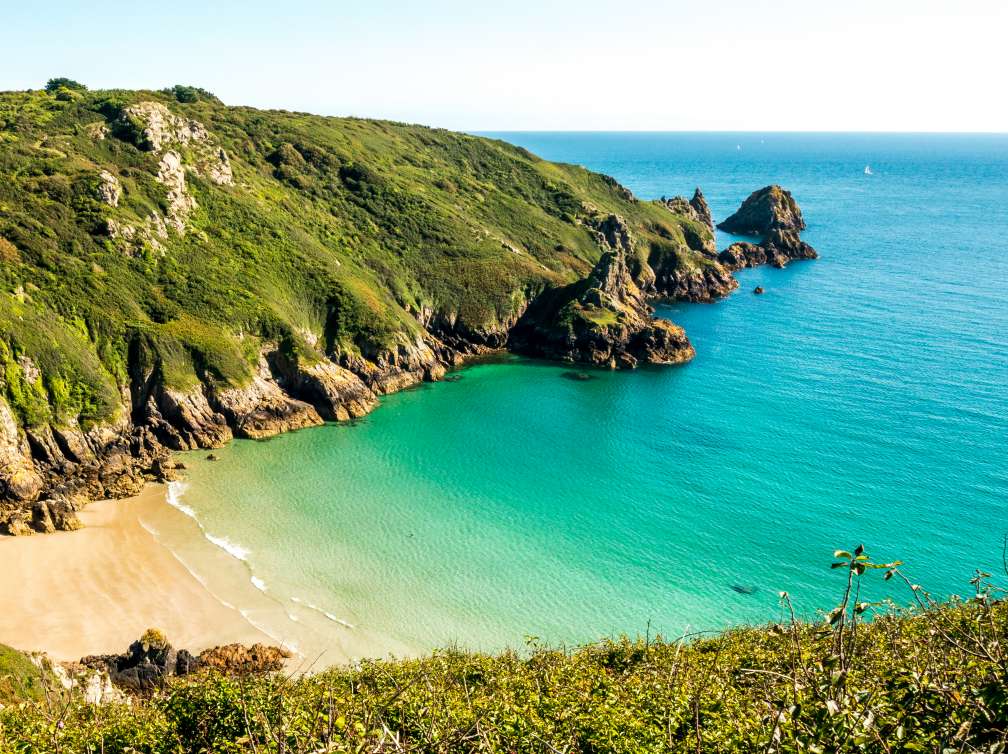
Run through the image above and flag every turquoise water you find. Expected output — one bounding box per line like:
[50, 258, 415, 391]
[176, 133, 1008, 657]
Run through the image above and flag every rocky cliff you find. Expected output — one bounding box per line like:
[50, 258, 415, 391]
[0, 85, 819, 533]
[508, 216, 694, 368]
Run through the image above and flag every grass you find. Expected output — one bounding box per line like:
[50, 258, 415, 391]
[0, 644, 54, 706]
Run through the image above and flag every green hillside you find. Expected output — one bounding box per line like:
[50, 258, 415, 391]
[0, 82, 738, 517]
[0, 82, 718, 427]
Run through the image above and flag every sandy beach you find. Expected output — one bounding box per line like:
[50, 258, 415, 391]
[0, 486, 280, 661]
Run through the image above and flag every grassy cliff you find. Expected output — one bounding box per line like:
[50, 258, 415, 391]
[0, 82, 717, 428]
[0, 82, 737, 518]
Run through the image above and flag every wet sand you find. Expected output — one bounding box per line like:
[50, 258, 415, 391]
[0, 486, 275, 661]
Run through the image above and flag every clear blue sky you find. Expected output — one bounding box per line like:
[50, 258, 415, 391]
[2, 0, 1005, 131]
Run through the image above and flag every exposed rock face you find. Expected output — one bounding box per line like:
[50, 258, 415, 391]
[689, 188, 714, 231]
[81, 632, 291, 694]
[197, 643, 291, 674]
[509, 240, 695, 369]
[28, 652, 128, 705]
[717, 185, 806, 236]
[118, 102, 210, 153]
[105, 101, 233, 254]
[0, 397, 43, 507]
[156, 150, 196, 233]
[648, 262, 738, 302]
[211, 354, 324, 440]
[660, 187, 714, 234]
[269, 353, 377, 422]
[148, 385, 233, 451]
[716, 185, 818, 269]
[96, 170, 121, 207]
[586, 213, 635, 254]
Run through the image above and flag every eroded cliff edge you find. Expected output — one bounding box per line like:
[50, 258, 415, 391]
[0, 86, 817, 532]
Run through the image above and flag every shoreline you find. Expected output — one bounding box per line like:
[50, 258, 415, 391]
[0, 484, 350, 665]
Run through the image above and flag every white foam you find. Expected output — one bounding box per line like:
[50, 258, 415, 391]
[290, 596, 355, 629]
[138, 516, 240, 611]
[250, 575, 268, 592]
[137, 518, 160, 538]
[165, 481, 196, 519]
[206, 534, 251, 562]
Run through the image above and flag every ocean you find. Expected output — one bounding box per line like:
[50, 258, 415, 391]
[152, 132, 1008, 660]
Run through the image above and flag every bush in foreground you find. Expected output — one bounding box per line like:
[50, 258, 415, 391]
[1, 549, 1006, 752]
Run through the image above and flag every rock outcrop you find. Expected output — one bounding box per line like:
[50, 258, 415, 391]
[689, 188, 714, 231]
[211, 354, 324, 440]
[0, 397, 43, 505]
[716, 185, 818, 270]
[26, 652, 127, 705]
[96, 170, 121, 207]
[81, 630, 292, 694]
[105, 101, 233, 254]
[717, 185, 805, 236]
[660, 187, 714, 234]
[509, 217, 695, 369]
[197, 643, 291, 674]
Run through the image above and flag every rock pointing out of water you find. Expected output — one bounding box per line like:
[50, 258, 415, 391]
[717, 185, 805, 236]
[716, 185, 818, 270]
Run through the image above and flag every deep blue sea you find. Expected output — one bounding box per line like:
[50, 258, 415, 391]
[167, 133, 1008, 659]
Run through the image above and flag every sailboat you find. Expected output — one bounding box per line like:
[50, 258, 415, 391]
[864, 165, 873, 175]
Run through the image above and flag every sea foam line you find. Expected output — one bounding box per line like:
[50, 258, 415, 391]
[291, 596, 356, 629]
[137, 517, 237, 610]
[207, 534, 251, 562]
[167, 481, 251, 563]
[167, 479, 309, 645]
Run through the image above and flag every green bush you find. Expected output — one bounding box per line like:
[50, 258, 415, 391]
[1, 550, 1005, 752]
[44, 77, 87, 93]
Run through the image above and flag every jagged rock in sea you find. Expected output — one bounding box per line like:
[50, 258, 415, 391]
[717, 184, 806, 235]
[509, 219, 695, 369]
[716, 185, 818, 269]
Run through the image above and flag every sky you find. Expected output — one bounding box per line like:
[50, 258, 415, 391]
[2, 0, 1005, 132]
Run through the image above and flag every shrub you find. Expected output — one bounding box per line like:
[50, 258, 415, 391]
[1, 549, 1005, 752]
[44, 77, 86, 93]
